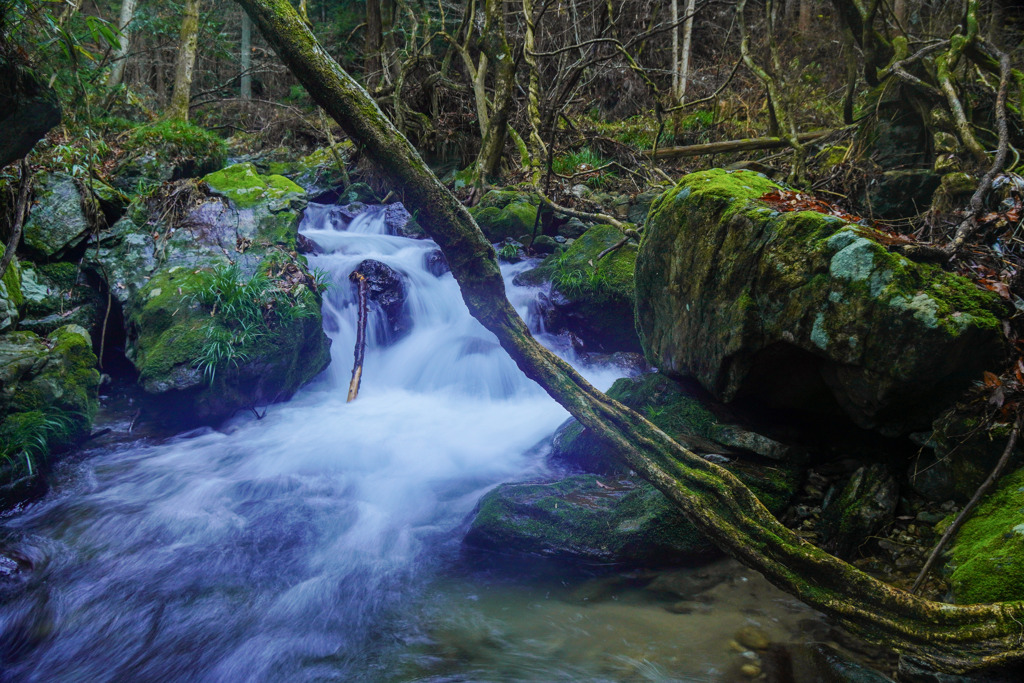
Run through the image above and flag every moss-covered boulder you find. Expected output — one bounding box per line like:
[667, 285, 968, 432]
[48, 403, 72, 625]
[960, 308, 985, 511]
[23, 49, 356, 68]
[553, 373, 800, 475]
[114, 120, 227, 188]
[469, 190, 539, 243]
[465, 462, 797, 565]
[204, 162, 305, 209]
[18, 263, 103, 339]
[0, 325, 99, 502]
[86, 168, 330, 421]
[21, 173, 100, 258]
[0, 245, 23, 332]
[947, 465, 1024, 604]
[636, 169, 1007, 435]
[519, 224, 640, 353]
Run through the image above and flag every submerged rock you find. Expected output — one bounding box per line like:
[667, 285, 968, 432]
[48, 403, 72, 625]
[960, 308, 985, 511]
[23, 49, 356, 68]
[352, 259, 409, 340]
[635, 169, 1007, 435]
[85, 165, 330, 422]
[465, 462, 797, 565]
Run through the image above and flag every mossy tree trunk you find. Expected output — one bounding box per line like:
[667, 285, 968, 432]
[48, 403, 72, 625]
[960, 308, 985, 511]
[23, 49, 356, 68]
[168, 0, 201, 121]
[235, 0, 1024, 674]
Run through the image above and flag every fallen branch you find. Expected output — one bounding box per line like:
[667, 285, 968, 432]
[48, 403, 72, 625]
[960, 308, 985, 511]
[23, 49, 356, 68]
[645, 130, 833, 160]
[912, 413, 1022, 594]
[347, 271, 368, 402]
[0, 159, 32, 282]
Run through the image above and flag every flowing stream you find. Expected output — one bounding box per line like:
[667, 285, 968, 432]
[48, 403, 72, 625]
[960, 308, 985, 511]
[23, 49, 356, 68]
[0, 205, 841, 682]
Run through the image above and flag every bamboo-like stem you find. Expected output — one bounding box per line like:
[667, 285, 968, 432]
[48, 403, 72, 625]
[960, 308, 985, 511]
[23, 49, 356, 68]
[347, 271, 368, 402]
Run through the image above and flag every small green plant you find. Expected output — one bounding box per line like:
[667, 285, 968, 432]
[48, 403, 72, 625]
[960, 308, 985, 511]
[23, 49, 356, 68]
[0, 410, 81, 482]
[498, 243, 520, 261]
[310, 267, 333, 294]
[551, 147, 618, 190]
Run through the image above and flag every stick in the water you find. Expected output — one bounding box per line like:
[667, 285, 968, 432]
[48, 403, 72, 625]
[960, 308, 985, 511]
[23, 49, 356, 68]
[348, 271, 368, 402]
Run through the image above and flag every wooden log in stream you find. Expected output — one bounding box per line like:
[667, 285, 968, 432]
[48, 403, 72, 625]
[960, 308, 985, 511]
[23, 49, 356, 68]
[347, 271, 368, 402]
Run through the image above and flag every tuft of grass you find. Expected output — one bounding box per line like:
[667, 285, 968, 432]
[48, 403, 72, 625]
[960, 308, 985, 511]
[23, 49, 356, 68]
[0, 411, 81, 482]
[551, 147, 618, 190]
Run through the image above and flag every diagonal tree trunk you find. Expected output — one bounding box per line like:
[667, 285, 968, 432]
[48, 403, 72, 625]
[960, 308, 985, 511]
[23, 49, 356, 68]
[233, 0, 1024, 674]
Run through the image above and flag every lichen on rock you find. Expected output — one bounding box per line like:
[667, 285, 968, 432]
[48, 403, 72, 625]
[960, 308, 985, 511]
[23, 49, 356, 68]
[635, 168, 1007, 435]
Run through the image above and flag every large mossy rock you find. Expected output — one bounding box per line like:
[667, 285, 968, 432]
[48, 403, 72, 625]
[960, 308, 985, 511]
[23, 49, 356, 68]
[0, 325, 99, 500]
[22, 173, 100, 259]
[947, 465, 1024, 604]
[86, 164, 330, 421]
[465, 462, 797, 565]
[520, 224, 641, 353]
[0, 58, 61, 168]
[469, 190, 539, 243]
[113, 120, 227, 188]
[635, 169, 1007, 435]
[552, 372, 800, 475]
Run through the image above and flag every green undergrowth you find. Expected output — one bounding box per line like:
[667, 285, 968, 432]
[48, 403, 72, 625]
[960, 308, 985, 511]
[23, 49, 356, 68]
[551, 147, 618, 189]
[0, 410, 81, 481]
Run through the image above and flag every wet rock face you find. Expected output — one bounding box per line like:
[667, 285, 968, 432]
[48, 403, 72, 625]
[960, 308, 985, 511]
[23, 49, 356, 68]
[424, 249, 449, 277]
[635, 169, 1008, 436]
[352, 259, 409, 340]
[21, 174, 100, 259]
[819, 464, 899, 559]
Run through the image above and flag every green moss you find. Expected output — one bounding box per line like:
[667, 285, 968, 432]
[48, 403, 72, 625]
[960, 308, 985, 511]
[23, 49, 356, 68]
[0, 244, 23, 307]
[124, 120, 227, 176]
[203, 163, 305, 209]
[949, 465, 1024, 603]
[469, 199, 539, 243]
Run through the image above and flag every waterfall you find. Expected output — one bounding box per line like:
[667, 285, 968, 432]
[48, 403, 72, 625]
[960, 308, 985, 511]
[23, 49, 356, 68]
[0, 202, 623, 681]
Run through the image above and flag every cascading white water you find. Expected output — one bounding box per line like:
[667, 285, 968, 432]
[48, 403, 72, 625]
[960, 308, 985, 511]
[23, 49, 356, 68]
[0, 203, 624, 681]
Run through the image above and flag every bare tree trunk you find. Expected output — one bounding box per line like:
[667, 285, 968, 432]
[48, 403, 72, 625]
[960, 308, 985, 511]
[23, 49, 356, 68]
[671, 0, 679, 99]
[107, 0, 138, 90]
[473, 0, 516, 190]
[679, 0, 696, 102]
[365, 0, 383, 89]
[241, 12, 253, 99]
[235, 0, 1024, 673]
[798, 0, 812, 33]
[169, 0, 202, 121]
